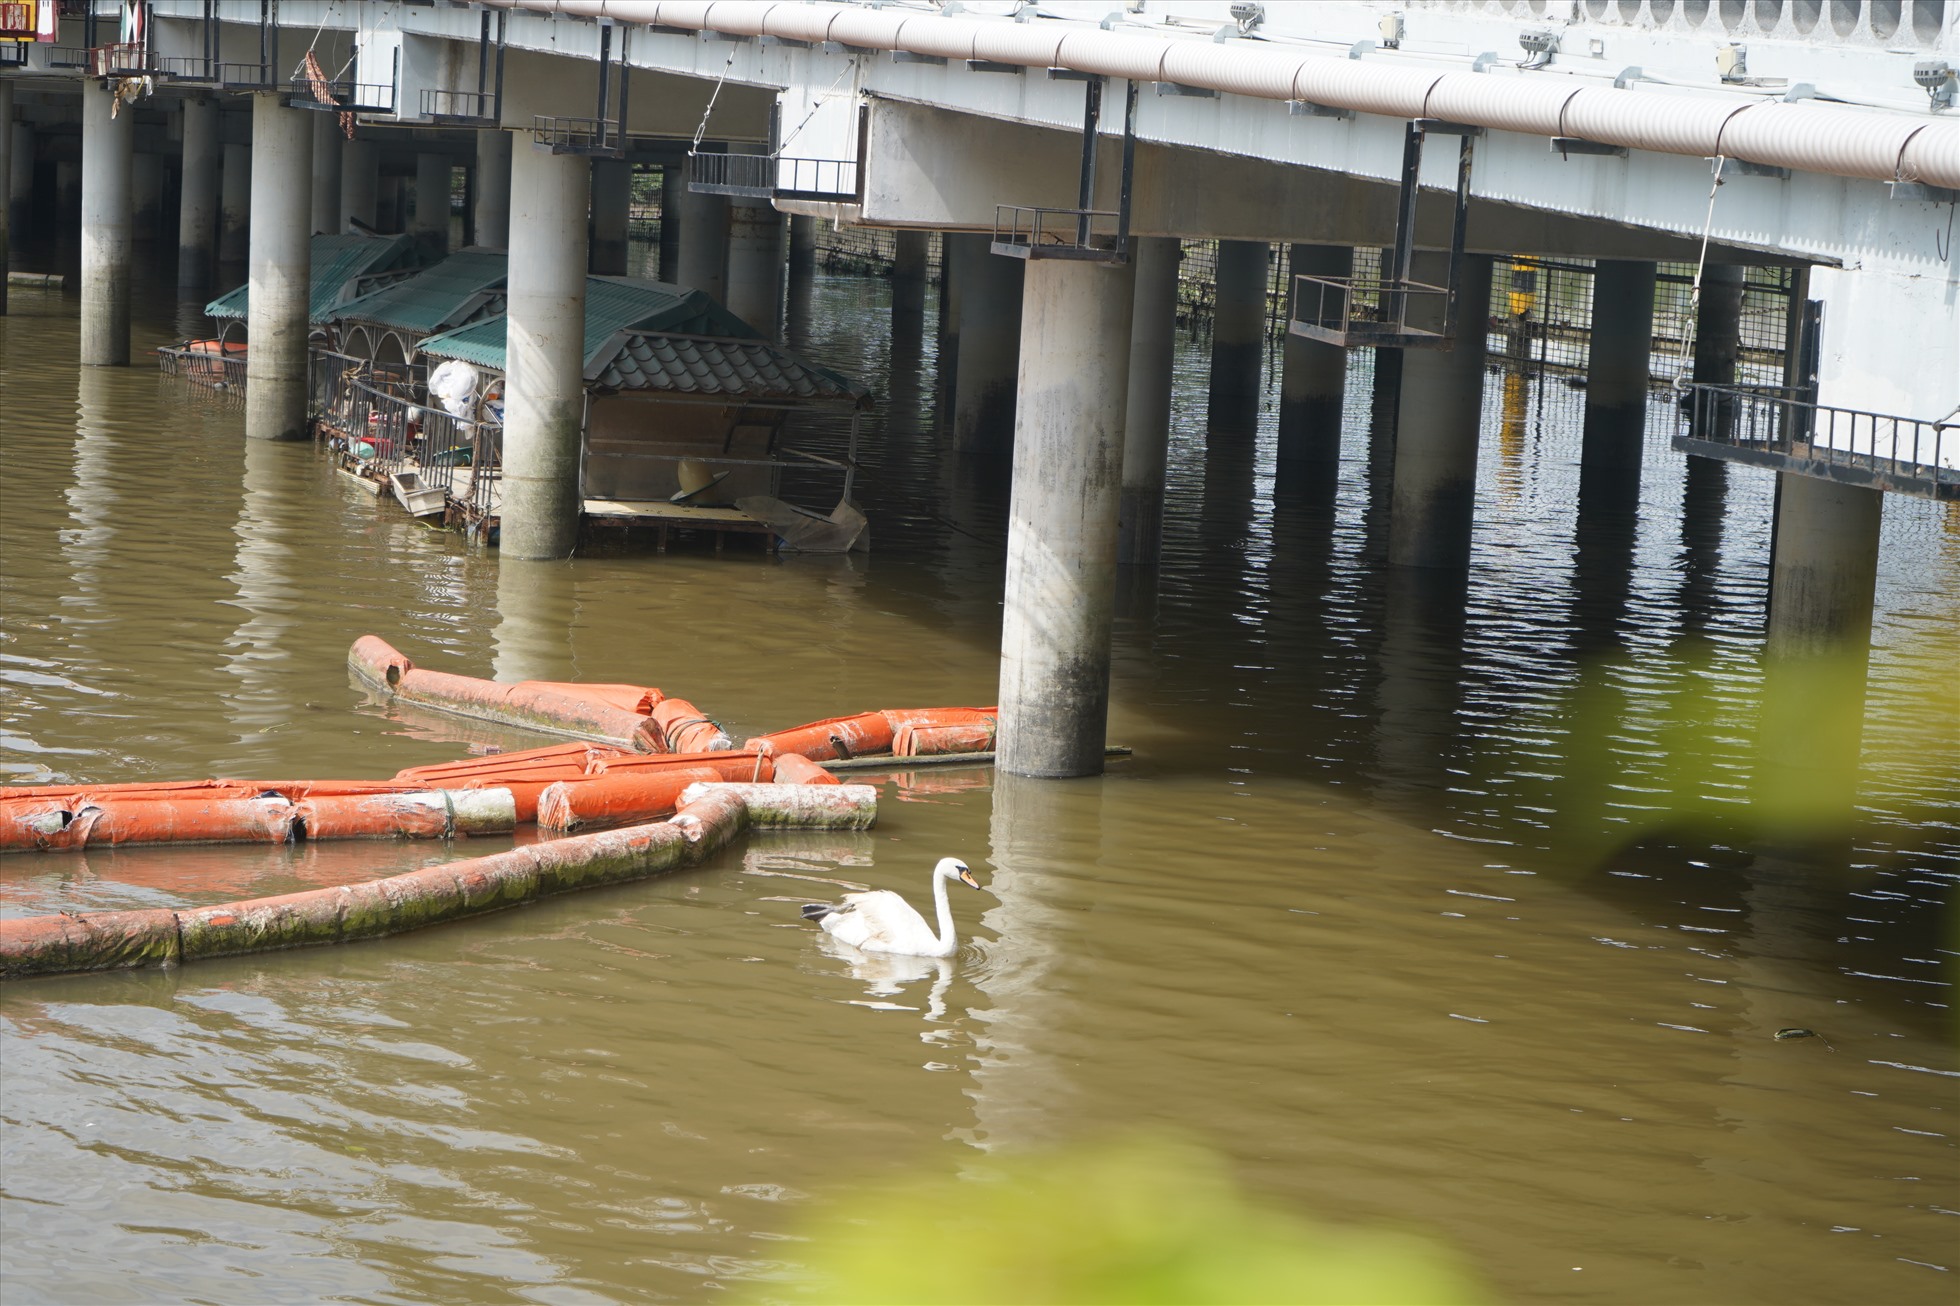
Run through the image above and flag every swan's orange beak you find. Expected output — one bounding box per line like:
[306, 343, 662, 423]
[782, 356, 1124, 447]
[958, 869, 983, 890]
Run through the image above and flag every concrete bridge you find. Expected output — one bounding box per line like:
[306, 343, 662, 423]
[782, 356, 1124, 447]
[4, 0, 1955, 779]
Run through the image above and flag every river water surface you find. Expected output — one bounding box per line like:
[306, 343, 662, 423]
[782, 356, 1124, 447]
[1, 247, 1956, 1304]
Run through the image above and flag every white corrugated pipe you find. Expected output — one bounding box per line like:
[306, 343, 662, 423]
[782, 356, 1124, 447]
[483, 0, 1960, 190]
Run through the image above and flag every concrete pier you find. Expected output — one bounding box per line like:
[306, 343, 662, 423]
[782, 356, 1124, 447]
[1767, 475, 1883, 660]
[1579, 260, 1657, 486]
[130, 151, 161, 242]
[1207, 240, 1268, 432]
[80, 80, 134, 366]
[1387, 254, 1493, 569]
[1276, 243, 1351, 486]
[243, 94, 313, 442]
[952, 248, 1023, 453]
[787, 213, 816, 279]
[658, 166, 682, 282]
[310, 114, 342, 235]
[892, 229, 929, 320]
[726, 196, 784, 338]
[1689, 262, 1745, 443]
[939, 232, 982, 397]
[177, 97, 219, 288]
[7, 121, 29, 249]
[474, 129, 510, 250]
[1118, 237, 1179, 566]
[412, 153, 450, 253]
[997, 256, 1137, 778]
[219, 142, 250, 263]
[675, 160, 727, 301]
[0, 81, 11, 315]
[499, 144, 591, 561]
[340, 138, 377, 232]
[589, 158, 630, 275]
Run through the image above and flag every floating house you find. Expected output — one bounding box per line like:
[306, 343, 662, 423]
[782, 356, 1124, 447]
[326, 248, 510, 375]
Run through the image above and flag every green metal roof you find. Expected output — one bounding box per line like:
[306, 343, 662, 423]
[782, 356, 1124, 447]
[204, 232, 422, 324]
[587, 332, 871, 407]
[327, 249, 508, 334]
[416, 276, 759, 371]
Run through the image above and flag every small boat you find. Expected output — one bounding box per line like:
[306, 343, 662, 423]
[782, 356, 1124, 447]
[389, 470, 446, 518]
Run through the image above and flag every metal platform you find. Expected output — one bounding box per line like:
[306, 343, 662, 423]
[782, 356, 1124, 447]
[1675, 383, 1958, 500]
[990, 205, 1128, 263]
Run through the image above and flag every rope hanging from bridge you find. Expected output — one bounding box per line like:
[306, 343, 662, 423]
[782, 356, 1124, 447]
[687, 41, 741, 158]
[1671, 155, 1728, 394]
[774, 55, 860, 158]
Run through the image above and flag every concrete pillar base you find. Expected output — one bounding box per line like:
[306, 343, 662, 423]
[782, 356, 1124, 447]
[80, 81, 134, 366]
[310, 113, 343, 236]
[474, 129, 511, 251]
[1579, 260, 1657, 487]
[589, 158, 630, 276]
[726, 196, 784, 338]
[675, 162, 728, 301]
[952, 248, 1023, 453]
[412, 153, 450, 255]
[1387, 255, 1493, 569]
[177, 97, 220, 289]
[997, 256, 1137, 779]
[1118, 236, 1178, 566]
[1276, 243, 1352, 488]
[1207, 240, 1268, 435]
[244, 94, 313, 441]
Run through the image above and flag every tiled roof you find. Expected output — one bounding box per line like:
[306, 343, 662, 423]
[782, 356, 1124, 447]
[416, 276, 761, 370]
[586, 332, 870, 407]
[204, 232, 422, 324]
[328, 249, 508, 333]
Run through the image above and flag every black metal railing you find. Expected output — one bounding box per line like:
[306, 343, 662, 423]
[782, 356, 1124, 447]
[290, 76, 395, 113]
[1288, 273, 1452, 347]
[88, 41, 158, 77]
[312, 354, 502, 517]
[154, 53, 215, 81]
[1677, 383, 1958, 500]
[216, 60, 275, 89]
[46, 45, 90, 69]
[0, 43, 26, 69]
[532, 115, 623, 156]
[991, 205, 1126, 261]
[687, 151, 861, 201]
[422, 88, 496, 122]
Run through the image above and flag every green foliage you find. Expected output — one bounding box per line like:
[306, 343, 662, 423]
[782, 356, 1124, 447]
[751, 1138, 1483, 1306]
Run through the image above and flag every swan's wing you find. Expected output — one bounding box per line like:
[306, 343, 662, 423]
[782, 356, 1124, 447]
[818, 890, 934, 953]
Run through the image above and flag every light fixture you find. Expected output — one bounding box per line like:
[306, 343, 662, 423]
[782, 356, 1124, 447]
[1716, 43, 1748, 84]
[1378, 13, 1403, 50]
[1229, 3, 1265, 35]
[1914, 60, 1956, 111]
[1518, 28, 1558, 70]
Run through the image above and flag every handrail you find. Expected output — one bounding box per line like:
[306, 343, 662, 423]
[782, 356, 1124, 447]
[1677, 382, 1957, 500]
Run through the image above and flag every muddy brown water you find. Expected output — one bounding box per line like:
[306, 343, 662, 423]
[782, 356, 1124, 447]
[1, 248, 1955, 1305]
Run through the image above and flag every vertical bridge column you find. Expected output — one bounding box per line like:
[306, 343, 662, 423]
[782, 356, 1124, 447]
[952, 240, 1022, 453]
[80, 79, 134, 365]
[726, 195, 784, 338]
[474, 128, 510, 251]
[413, 152, 450, 254]
[1118, 236, 1178, 566]
[1207, 240, 1268, 431]
[676, 159, 727, 301]
[658, 165, 683, 282]
[500, 143, 591, 561]
[7, 117, 30, 253]
[310, 114, 342, 236]
[997, 256, 1138, 779]
[1580, 260, 1657, 491]
[177, 97, 219, 288]
[219, 141, 250, 263]
[1388, 253, 1493, 568]
[1277, 242, 1352, 488]
[340, 137, 378, 233]
[244, 93, 313, 440]
[891, 229, 929, 321]
[0, 79, 12, 315]
[589, 158, 630, 275]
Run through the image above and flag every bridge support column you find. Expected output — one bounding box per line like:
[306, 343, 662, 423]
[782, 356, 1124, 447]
[1688, 262, 1744, 445]
[131, 150, 161, 243]
[1767, 475, 1882, 660]
[1580, 260, 1656, 486]
[1208, 240, 1268, 433]
[998, 256, 1137, 779]
[310, 114, 341, 236]
[658, 165, 682, 282]
[939, 232, 980, 398]
[55, 160, 79, 227]
[1388, 254, 1493, 569]
[177, 98, 219, 289]
[412, 153, 449, 254]
[589, 158, 630, 275]
[500, 144, 590, 561]
[339, 138, 377, 232]
[80, 80, 134, 366]
[1119, 236, 1179, 567]
[892, 229, 929, 321]
[675, 161, 727, 301]
[0, 81, 11, 315]
[219, 141, 250, 263]
[788, 213, 815, 278]
[953, 248, 1023, 453]
[244, 94, 312, 441]
[1277, 242, 1351, 490]
[726, 196, 784, 338]
[8, 121, 30, 248]
[474, 128, 510, 251]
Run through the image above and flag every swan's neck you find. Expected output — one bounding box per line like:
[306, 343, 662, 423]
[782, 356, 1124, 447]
[929, 869, 958, 955]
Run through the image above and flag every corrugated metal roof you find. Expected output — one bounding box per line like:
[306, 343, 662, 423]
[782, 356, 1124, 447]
[416, 276, 760, 370]
[586, 332, 870, 407]
[328, 249, 508, 333]
[204, 232, 422, 324]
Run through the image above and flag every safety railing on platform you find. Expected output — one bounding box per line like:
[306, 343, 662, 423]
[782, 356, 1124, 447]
[313, 354, 502, 518]
[290, 76, 397, 114]
[1289, 273, 1450, 346]
[87, 41, 161, 77]
[215, 60, 276, 90]
[991, 205, 1127, 262]
[532, 115, 623, 157]
[422, 88, 496, 124]
[1675, 383, 1958, 500]
[157, 343, 246, 396]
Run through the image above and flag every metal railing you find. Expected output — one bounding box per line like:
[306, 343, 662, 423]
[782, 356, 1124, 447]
[991, 205, 1127, 260]
[154, 53, 215, 82]
[313, 354, 502, 518]
[158, 343, 247, 395]
[532, 114, 624, 156]
[1677, 383, 1959, 500]
[1288, 273, 1452, 347]
[422, 88, 496, 122]
[290, 76, 395, 113]
[0, 43, 25, 68]
[216, 60, 275, 90]
[46, 44, 89, 69]
[88, 41, 159, 77]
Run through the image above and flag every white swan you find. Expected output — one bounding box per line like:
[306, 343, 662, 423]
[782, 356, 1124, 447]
[801, 857, 984, 958]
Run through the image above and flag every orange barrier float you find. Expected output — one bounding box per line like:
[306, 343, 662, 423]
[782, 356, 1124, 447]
[745, 711, 895, 761]
[0, 788, 517, 853]
[770, 752, 839, 786]
[650, 698, 734, 753]
[349, 636, 669, 750]
[537, 766, 725, 833]
[885, 707, 998, 757]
